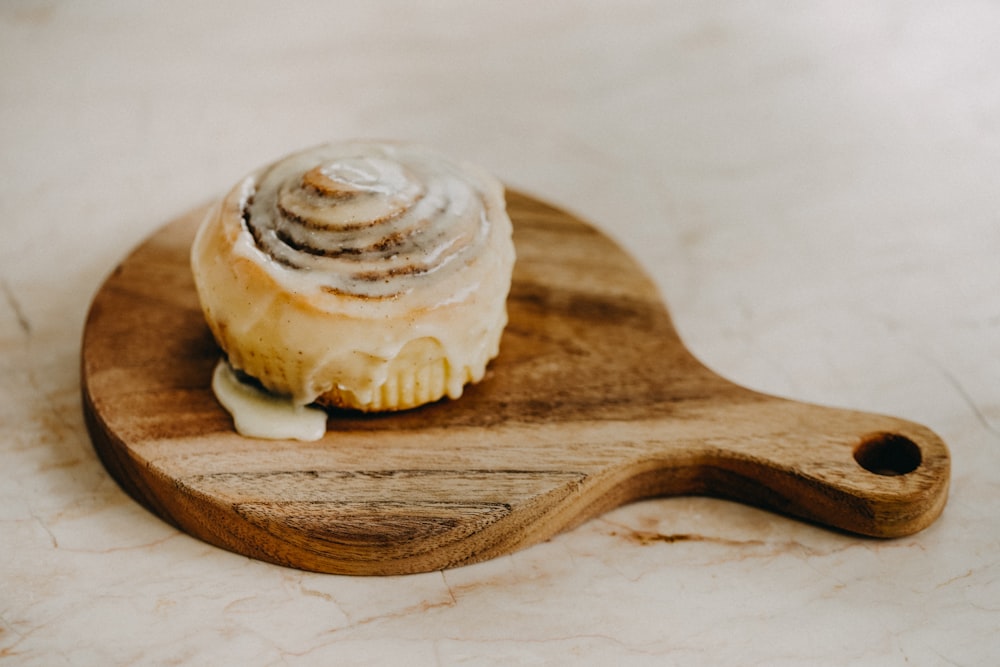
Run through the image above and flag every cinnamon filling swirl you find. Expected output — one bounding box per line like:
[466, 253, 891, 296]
[240, 144, 492, 299]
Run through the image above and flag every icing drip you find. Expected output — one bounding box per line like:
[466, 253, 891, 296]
[212, 360, 327, 441]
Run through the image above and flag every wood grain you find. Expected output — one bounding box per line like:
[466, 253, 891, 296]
[81, 191, 950, 575]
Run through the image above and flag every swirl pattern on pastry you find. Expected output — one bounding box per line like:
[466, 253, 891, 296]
[243, 143, 492, 299]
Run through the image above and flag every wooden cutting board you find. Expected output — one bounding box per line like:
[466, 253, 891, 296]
[81, 191, 950, 575]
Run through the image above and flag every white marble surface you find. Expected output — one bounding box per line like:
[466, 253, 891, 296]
[2, 1, 998, 664]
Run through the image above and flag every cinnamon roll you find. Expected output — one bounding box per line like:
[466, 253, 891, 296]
[190, 140, 515, 414]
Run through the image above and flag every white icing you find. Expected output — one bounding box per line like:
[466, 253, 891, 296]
[240, 141, 492, 300]
[211, 359, 327, 441]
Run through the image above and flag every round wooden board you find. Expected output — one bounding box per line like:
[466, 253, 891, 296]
[81, 191, 950, 575]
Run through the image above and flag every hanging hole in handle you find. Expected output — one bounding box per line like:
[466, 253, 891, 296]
[854, 432, 922, 476]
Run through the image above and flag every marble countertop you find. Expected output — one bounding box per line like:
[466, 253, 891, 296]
[2, 2, 998, 664]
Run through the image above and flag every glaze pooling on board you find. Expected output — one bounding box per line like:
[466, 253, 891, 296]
[211, 359, 326, 441]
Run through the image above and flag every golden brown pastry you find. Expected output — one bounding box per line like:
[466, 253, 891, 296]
[190, 140, 515, 412]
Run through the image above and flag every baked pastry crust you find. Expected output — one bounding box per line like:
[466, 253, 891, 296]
[190, 141, 515, 411]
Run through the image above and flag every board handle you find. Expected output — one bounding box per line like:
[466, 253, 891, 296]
[650, 398, 951, 538]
